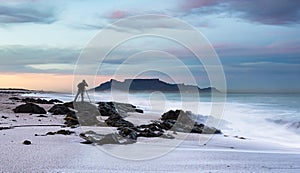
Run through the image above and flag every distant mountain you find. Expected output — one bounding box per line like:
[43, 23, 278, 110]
[93, 78, 220, 93]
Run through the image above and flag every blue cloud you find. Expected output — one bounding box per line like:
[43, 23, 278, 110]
[0, 1, 60, 24]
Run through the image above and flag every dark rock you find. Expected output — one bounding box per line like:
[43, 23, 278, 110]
[80, 132, 136, 145]
[1, 116, 8, 119]
[161, 110, 178, 121]
[97, 102, 119, 117]
[49, 99, 63, 103]
[9, 97, 21, 101]
[46, 129, 75, 135]
[105, 116, 134, 128]
[56, 129, 75, 135]
[21, 97, 63, 104]
[160, 110, 221, 134]
[80, 140, 93, 144]
[63, 101, 74, 109]
[13, 103, 46, 114]
[36, 115, 48, 118]
[23, 140, 31, 145]
[138, 129, 163, 138]
[46, 132, 56, 135]
[64, 111, 79, 127]
[118, 127, 138, 140]
[98, 101, 143, 117]
[48, 104, 71, 115]
[135, 109, 143, 113]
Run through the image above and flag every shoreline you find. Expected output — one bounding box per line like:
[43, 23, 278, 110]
[1, 91, 300, 172]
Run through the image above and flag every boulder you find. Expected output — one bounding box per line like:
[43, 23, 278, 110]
[46, 129, 75, 135]
[105, 116, 134, 128]
[9, 97, 21, 101]
[13, 103, 46, 114]
[160, 110, 222, 134]
[64, 111, 79, 127]
[80, 131, 136, 145]
[63, 101, 74, 109]
[98, 102, 119, 117]
[48, 104, 71, 115]
[98, 101, 143, 117]
[118, 127, 138, 140]
[73, 102, 103, 126]
[23, 140, 31, 145]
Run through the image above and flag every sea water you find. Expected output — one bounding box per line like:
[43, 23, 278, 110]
[23, 92, 300, 148]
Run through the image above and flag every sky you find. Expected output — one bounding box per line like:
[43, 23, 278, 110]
[0, 0, 300, 92]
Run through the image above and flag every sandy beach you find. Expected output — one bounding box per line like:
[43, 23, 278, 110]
[1, 91, 300, 172]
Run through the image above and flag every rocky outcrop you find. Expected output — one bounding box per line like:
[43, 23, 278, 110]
[80, 131, 136, 145]
[98, 101, 143, 117]
[74, 102, 104, 126]
[64, 111, 79, 127]
[13, 103, 46, 114]
[46, 129, 75, 135]
[105, 113, 134, 128]
[48, 104, 71, 115]
[21, 97, 63, 104]
[160, 110, 221, 134]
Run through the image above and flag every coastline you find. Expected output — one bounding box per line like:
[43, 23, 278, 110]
[1, 91, 300, 172]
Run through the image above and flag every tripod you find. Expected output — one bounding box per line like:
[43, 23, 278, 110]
[85, 90, 91, 103]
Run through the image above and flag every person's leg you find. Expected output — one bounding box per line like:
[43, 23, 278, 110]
[81, 91, 84, 102]
[74, 91, 80, 102]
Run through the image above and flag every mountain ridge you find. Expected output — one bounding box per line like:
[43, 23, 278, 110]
[93, 78, 220, 93]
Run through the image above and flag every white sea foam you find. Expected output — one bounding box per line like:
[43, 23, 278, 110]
[23, 91, 300, 149]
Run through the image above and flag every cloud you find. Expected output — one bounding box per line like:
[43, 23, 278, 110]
[0, 1, 59, 24]
[107, 10, 129, 19]
[0, 45, 80, 73]
[214, 41, 300, 61]
[178, 0, 300, 25]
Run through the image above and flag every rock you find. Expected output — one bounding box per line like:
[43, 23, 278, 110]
[64, 111, 79, 127]
[23, 140, 31, 145]
[160, 110, 221, 134]
[46, 129, 75, 135]
[63, 101, 74, 109]
[97, 102, 119, 117]
[76, 111, 102, 126]
[105, 117, 134, 128]
[98, 101, 143, 117]
[138, 129, 163, 138]
[202, 126, 221, 134]
[118, 127, 138, 140]
[36, 115, 48, 118]
[48, 104, 71, 115]
[73, 102, 103, 126]
[80, 131, 136, 145]
[49, 99, 63, 103]
[135, 109, 144, 113]
[1, 116, 8, 119]
[161, 110, 178, 121]
[13, 103, 46, 114]
[9, 97, 21, 101]
[21, 97, 63, 104]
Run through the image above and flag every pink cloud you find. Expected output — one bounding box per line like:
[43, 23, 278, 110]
[179, 0, 221, 11]
[108, 10, 128, 19]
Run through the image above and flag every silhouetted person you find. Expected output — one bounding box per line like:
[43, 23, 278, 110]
[74, 80, 88, 102]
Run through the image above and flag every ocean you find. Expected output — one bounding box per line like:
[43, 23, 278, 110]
[22, 91, 300, 148]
